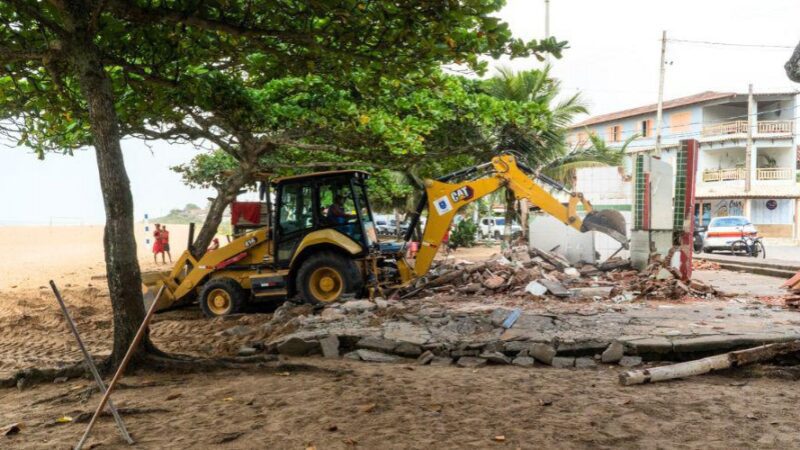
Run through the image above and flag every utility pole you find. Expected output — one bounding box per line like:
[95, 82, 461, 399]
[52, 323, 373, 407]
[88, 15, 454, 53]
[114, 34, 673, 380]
[745, 83, 754, 193]
[654, 30, 667, 156]
[544, 0, 550, 63]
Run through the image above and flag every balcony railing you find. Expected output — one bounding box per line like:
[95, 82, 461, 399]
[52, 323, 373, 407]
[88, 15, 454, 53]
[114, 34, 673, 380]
[701, 120, 794, 137]
[702, 168, 745, 182]
[756, 167, 794, 180]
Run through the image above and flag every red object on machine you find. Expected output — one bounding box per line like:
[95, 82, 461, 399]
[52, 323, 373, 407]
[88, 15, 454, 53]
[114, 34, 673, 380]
[231, 202, 261, 225]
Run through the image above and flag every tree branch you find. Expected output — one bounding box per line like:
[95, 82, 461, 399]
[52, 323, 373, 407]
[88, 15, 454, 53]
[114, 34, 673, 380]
[7, 0, 67, 37]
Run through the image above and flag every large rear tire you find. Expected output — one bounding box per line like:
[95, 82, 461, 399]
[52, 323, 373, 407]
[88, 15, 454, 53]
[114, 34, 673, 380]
[199, 278, 248, 318]
[296, 252, 362, 305]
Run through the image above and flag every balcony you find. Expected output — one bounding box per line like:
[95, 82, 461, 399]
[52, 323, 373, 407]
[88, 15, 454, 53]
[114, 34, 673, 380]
[756, 167, 794, 180]
[702, 167, 794, 182]
[702, 168, 745, 182]
[701, 120, 794, 137]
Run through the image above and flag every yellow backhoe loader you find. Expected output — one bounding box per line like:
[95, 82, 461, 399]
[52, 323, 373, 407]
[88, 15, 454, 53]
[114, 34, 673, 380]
[143, 154, 628, 317]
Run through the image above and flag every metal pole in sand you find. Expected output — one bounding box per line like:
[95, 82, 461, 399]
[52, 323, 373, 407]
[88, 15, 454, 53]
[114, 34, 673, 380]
[49, 280, 134, 445]
[74, 284, 164, 450]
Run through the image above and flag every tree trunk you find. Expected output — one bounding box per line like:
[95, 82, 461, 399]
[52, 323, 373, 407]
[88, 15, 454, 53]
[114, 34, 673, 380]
[190, 177, 246, 258]
[70, 37, 149, 368]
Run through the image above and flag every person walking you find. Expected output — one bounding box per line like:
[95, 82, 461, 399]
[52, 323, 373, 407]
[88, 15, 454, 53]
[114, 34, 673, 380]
[152, 224, 164, 264]
[160, 225, 172, 264]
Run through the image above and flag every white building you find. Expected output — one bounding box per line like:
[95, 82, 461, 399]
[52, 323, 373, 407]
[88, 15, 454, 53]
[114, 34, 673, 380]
[568, 90, 800, 241]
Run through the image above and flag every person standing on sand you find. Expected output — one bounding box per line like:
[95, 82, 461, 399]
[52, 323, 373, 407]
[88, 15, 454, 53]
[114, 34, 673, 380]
[161, 225, 172, 264]
[152, 224, 164, 264]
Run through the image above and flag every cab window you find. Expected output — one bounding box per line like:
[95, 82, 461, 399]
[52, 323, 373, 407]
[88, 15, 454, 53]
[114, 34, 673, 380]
[318, 179, 362, 243]
[278, 183, 313, 235]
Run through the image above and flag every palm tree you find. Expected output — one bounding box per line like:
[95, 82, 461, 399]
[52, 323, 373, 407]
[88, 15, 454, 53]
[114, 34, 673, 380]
[483, 65, 630, 240]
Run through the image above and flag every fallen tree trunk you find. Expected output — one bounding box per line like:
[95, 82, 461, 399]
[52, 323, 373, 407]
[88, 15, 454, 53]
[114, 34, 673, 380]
[619, 340, 800, 386]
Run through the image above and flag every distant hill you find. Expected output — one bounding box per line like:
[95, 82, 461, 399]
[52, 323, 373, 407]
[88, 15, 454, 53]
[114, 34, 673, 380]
[153, 203, 209, 225]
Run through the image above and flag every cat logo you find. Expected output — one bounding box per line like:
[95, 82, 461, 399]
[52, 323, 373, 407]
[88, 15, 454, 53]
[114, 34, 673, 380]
[244, 237, 257, 248]
[450, 186, 474, 203]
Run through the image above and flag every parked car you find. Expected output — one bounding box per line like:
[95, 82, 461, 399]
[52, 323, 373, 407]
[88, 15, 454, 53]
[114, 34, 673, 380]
[479, 217, 522, 239]
[702, 216, 757, 253]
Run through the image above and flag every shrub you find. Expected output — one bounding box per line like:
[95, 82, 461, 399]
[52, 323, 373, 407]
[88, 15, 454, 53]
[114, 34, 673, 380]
[449, 219, 477, 249]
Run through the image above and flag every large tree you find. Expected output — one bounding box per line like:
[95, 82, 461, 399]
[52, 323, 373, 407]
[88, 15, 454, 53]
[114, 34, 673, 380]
[0, 1, 561, 370]
[786, 41, 800, 82]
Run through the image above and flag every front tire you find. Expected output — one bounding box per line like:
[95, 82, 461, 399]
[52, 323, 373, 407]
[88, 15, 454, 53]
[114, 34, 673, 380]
[296, 252, 362, 305]
[753, 241, 766, 259]
[199, 278, 248, 318]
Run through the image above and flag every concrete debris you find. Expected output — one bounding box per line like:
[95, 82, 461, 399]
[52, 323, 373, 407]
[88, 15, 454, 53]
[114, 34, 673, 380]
[512, 356, 535, 367]
[355, 349, 399, 363]
[601, 341, 625, 363]
[551, 356, 575, 368]
[341, 300, 377, 313]
[319, 335, 340, 358]
[417, 350, 435, 365]
[456, 356, 487, 368]
[277, 337, 320, 356]
[529, 343, 557, 365]
[356, 337, 397, 353]
[619, 356, 643, 368]
[525, 281, 548, 296]
[394, 342, 423, 357]
[479, 351, 511, 365]
[574, 357, 597, 369]
[413, 247, 718, 302]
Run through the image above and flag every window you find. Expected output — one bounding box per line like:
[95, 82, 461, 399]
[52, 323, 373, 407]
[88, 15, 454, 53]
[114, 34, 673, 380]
[606, 124, 623, 142]
[640, 119, 653, 137]
[278, 183, 313, 235]
[318, 178, 362, 244]
[710, 217, 748, 228]
[669, 111, 692, 134]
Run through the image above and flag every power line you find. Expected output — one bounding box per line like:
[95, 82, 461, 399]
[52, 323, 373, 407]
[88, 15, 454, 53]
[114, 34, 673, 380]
[666, 38, 795, 50]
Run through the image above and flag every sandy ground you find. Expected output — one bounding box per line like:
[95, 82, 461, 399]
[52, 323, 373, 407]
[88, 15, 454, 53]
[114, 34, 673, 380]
[0, 224, 194, 291]
[2, 227, 800, 449]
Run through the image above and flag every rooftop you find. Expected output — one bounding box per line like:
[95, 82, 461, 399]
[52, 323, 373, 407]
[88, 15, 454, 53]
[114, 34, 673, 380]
[570, 90, 798, 129]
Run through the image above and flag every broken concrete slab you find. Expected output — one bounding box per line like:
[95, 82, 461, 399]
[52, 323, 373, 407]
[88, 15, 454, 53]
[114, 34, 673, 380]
[341, 300, 377, 313]
[395, 342, 423, 357]
[356, 349, 399, 363]
[529, 343, 557, 365]
[456, 356, 487, 368]
[601, 342, 624, 363]
[356, 336, 398, 353]
[277, 337, 320, 356]
[383, 321, 431, 345]
[417, 350, 435, 365]
[319, 335, 340, 358]
[619, 356, 643, 367]
[538, 279, 570, 297]
[479, 351, 511, 365]
[525, 280, 548, 296]
[551, 357, 575, 368]
[430, 356, 453, 366]
[512, 356, 535, 367]
[574, 357, 597, 369]
[625, 336, 673, 354]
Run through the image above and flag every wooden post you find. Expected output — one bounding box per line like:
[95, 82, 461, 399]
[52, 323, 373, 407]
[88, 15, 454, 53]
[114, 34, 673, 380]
[75, 285, 164, 450]
[50, 281, 134, 445]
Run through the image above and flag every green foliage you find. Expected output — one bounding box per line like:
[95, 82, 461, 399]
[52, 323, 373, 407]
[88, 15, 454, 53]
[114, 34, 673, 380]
[450, 219, 478, 249]
[0, 1, 565, 158]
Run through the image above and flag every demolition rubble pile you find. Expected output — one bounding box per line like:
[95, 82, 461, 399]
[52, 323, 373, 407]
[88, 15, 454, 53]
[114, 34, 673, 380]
[412, 245, 718, 302]
[781, 271, 800, 309]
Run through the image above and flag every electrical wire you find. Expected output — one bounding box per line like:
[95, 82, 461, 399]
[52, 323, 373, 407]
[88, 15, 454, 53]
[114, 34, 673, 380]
[666, 38, 795, 50]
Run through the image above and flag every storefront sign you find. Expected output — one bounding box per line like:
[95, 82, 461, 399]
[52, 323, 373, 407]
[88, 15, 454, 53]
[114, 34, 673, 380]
[766, 199, 778, 210]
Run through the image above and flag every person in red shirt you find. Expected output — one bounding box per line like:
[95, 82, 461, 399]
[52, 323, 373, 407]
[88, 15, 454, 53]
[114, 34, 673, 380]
[160, 225, 172, 264]
[152, 224, 164, 263]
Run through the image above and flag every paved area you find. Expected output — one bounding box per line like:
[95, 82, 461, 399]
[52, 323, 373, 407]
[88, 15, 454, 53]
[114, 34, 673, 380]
[693, 269, 788, 297]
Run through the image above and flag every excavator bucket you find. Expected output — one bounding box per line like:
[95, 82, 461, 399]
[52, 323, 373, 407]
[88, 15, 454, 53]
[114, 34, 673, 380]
[581, 209, 629, 247]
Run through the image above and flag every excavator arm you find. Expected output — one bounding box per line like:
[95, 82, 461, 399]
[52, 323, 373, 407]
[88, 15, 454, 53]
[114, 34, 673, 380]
[397, 154, 628, 283]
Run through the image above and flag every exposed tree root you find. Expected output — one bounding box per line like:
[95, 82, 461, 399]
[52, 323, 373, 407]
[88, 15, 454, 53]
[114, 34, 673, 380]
[3, 352, 342, 390]
[1, 363, 90, 390]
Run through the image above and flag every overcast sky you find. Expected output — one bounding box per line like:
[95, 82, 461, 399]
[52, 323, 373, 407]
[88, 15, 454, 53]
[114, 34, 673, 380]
[2, 0, 799, 225]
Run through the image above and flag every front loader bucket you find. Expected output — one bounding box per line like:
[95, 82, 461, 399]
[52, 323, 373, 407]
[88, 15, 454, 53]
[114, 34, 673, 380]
[141, 271, 175, 312]
[581, 209, 629, 247]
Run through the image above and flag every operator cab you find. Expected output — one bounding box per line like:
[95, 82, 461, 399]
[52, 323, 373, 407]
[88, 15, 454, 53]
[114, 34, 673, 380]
[272, 170, 379, 268]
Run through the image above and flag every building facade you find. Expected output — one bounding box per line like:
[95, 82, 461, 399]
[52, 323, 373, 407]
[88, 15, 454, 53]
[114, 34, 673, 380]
[568, 90, 800, 240]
